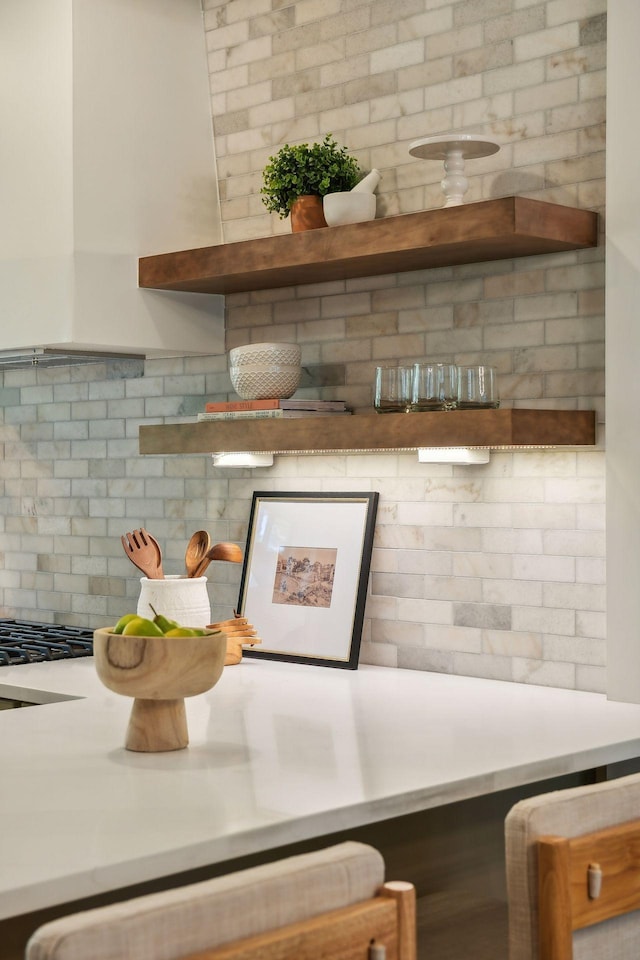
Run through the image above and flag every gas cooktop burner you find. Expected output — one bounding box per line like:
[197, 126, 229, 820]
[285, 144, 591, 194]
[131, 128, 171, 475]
[0, 619, 94, 666]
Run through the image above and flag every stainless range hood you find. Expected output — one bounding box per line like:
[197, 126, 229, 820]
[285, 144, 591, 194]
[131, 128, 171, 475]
[0, 349, 141, 370]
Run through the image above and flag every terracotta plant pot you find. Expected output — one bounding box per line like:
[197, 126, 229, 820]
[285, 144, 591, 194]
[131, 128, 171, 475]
[290, 195, 327, 232]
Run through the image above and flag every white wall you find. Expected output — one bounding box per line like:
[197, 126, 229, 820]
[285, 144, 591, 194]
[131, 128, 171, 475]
[606, 0, 640, 702]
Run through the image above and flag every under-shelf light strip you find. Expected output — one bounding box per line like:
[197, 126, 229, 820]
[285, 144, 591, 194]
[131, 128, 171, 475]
[211, 453, 274, 468]
[418, 447, 490, 464]
[211, 445, 558, 457]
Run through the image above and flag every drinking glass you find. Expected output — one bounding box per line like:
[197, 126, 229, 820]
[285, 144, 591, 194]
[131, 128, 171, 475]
[410, 363, 458, 411]
[374, 365, 412, 413]
[457, 365, 500, 409]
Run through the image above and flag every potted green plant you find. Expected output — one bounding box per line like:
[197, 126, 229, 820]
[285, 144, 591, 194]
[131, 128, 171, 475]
[261, 134, 360, 231]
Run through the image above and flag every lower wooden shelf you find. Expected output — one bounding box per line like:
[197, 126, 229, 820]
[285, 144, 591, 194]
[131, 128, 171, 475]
[138, 409, 597, 456]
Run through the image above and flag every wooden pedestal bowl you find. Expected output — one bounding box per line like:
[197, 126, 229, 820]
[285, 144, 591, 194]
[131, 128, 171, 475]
[93, 627, 226, 753]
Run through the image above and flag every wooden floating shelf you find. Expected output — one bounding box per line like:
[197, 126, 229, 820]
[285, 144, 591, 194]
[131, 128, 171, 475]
[138, 197, 598, 295]
[139, 409, 597, 457]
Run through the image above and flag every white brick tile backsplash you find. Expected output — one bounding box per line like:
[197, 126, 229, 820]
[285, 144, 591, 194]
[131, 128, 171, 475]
[515, 76, 578, 115]
[54, 382, 90, 402]
[205, 20, 248, 54]
[398, 596, 453, 626]
[514, 553, 575, 582]
[512, 657, 576, 688]
[453, 552, 513, 580]
[425, 625, 484, 654]
[577, 178, 605, 211]
[543, 477, 604, 504]
[576, 503, 605, 531]
[548, 98, 606, 137]
[512, 503, 576, 528]
[513, 129, 578, 166]
[0, 0, 608, 693]
[514, 22, 579, 60]
[547, 45, 605, 84]
[400, 7, 454, 40]
[543, 581, 605, 612]
[484, 58, 545, 95]
[575, 664, 605, 694]
[544, 529, 605, 560]
[512, 604, 575, 636]
[453, 502, 513, 527]
[546, 0, 606, 26]
[482, 577, 542, 606]
[370, 39, 425, 74]
[576, 609, 606, 641]
[483, 629, 542, 658]
[296, 0, 342, 22]
[454, 39, 514, 77]
[514, 292, 578, 322]
[579, 68, 606, 101]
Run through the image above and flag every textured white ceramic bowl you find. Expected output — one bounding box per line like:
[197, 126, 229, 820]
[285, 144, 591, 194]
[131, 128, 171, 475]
[323, 192, 376, 226]
[230, 363, 301, 400]
[229, 341, 302, 368]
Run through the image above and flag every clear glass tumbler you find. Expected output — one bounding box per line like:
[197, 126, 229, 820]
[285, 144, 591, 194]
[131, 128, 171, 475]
[374, 365, 413, 413]
[410, 363, 458, 411]
[457, 365, 500, 409]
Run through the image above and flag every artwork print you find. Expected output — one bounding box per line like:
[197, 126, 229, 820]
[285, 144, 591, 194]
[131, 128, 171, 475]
[272, 546, 337, 608]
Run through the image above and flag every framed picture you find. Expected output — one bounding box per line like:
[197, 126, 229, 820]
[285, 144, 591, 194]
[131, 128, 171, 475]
[237, 491, 379, 669]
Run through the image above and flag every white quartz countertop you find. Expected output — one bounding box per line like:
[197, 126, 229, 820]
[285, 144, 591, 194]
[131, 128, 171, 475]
[2, 656, 640, 920]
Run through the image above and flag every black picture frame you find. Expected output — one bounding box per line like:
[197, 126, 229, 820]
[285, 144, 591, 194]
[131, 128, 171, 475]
[237, 491, 379, 669]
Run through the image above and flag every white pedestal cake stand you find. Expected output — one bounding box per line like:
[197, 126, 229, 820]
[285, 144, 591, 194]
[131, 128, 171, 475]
[409, 134, 500, 207]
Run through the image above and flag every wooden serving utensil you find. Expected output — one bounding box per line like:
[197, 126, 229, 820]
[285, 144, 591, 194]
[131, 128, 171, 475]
[121, 528, 165, 579]
[144, 530, 165, 578]
[185, 530, 211, 577]
[208, 616, 261, 666]
[193, 542, 243, 578]
[209, 616, 257, 637]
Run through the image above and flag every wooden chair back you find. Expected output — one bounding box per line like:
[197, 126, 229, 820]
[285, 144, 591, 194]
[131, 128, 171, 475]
[181, 880, 416, 960]
[26, 842, 416, 960]
[538, 817, 640, 960]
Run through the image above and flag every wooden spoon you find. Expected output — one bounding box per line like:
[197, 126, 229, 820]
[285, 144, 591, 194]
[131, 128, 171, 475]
[193, 542, 243, 578]
[185, 530, 211, 577]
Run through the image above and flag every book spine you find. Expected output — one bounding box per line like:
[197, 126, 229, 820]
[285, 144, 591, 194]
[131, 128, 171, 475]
[278, 400, 347, 411]
[198, 409, 285, 421]
[197, 410, 351, 421]
[204, 399, 280, 412]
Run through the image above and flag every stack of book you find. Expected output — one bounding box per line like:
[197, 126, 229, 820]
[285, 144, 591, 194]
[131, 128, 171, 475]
[197, 399, 352, 421]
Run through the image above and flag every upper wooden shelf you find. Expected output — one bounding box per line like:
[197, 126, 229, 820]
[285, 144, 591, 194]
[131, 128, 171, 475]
[139, 409, 597, 457]
[138, 197, 598, 295]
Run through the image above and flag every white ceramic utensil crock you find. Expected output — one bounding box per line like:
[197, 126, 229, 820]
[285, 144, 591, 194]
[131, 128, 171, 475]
[137, 574, 211, 628]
